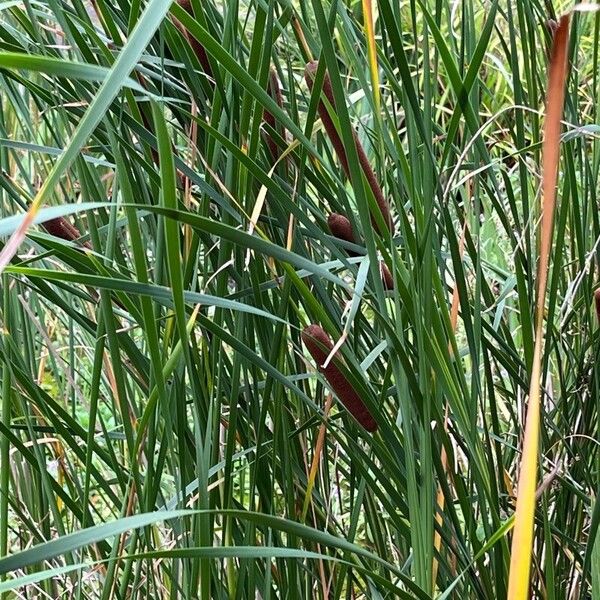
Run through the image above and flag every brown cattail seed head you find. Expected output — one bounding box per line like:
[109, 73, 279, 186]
[304, 61, 391, 235]
[328, 212, 356, 240]
[175, 0, 213, 77]
[42, 217, 90, 248]
[594, 289, 600, 323]
[302, 324, 377, 432]
[380, 262, 394, 290]
[327, 213, 361, 257]
[304, 61, 350, 176]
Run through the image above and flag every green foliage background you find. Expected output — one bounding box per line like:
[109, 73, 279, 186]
[0, 0, 598, 597]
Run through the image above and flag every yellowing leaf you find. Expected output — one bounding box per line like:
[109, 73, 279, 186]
[361, 0, 380, 114]
[507, 13, 570, 600]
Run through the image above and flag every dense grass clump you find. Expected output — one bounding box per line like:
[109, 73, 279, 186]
[0, 0, 598, 598]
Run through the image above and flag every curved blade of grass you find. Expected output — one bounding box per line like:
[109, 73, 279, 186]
[122, 204, 351, 289]
[0, 139, 114, 167]
[0, 510, 194, 575]
[3, 266, 284, 322]
[0, 203, 108, 237]
[438, 516, 516, 599]
[0, 564, 90, 593]
[507, 14, 570, 600]
[0, 53, 148, 93]
[0, 548, 419, 599]
[180, 509, 433, 600]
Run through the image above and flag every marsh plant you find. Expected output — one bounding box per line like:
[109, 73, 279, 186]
[0, 0, 597, 599]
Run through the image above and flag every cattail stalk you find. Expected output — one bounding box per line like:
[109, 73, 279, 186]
[263, 68, 286, 161]
[305, 61, 391, 234]
[173, 0, 213, 78]
[302, 324, 377, 432]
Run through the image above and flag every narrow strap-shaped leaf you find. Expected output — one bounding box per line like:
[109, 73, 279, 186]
[0, 510, 194, 575]
[507, 14, 570, 600]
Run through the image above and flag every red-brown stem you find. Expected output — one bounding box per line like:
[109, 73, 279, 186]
[264, 67, 285, 161]
[305, 61, 391, 234]
[302, 324, 377, 432]
[174, 0, 213, 77]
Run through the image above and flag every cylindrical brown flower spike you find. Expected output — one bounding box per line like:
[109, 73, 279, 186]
[328, 213, 394, 290]
[302, 324, 377, 432]
[305, 61, 391, 235]
[174, 0, 213, 78]
[42, 217, 91, 249]
[327, 213, 360, 256]
[264, 68, 285, 161]
[380, 262, 394, 290]
[305, 62, 349, 174]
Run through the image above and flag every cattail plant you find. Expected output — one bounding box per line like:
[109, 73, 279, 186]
[327, 212, 394, 289]
[263, 67, 286, 161]
[327, 213, 359, 256]
[302, 324, 377, 432]
[594, 288, 600, 323]
[173, 0, 213, 77]
[305, 60, 391, 234]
